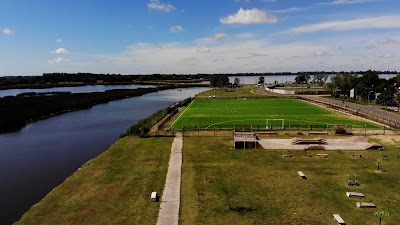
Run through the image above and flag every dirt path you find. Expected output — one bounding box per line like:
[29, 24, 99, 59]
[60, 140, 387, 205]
[156, 137, 183, 225]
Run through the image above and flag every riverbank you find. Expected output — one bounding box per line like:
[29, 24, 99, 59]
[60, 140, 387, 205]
[15, 136, 172, 225]
[0, 84, 208, 133]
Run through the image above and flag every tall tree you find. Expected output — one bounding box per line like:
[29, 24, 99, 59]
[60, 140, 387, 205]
[258, 76, 265, 85]
[295, 73, 311, 84]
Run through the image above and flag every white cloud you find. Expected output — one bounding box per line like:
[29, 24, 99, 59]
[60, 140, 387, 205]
[195, 33, 228, 44]
[220, 8, 278, 24]
[148, 0, 175, 12]
[48, 57, 67, 64]
[170, 25, 184, 33]
[51, 48, 69, 54]
[2, 28, 14, 35]
[235, 33, 255, 39]
[288, 15, 400, 33]
[56, 38, 63, 43]
[319, 0, 380, 5]
[382, 54, 393, 58]
[197, 47, 211, 53]
[271, 6, 312, 13]
[377, 38, 398, 45]
[314, 51, 329, 56]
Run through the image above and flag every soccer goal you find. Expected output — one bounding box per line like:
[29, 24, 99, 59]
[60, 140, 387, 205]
[266, 119, 285, 130]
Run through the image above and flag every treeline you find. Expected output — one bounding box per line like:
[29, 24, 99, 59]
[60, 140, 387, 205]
[0, 84, 204, 133]
[2, 70, 398, 88]
[120, 97, 193, 137]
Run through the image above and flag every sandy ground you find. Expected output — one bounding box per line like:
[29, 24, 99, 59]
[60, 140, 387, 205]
[258, 136, 377, 150]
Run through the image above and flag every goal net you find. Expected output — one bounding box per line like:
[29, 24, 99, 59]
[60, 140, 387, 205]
[266, 119, 285, 130]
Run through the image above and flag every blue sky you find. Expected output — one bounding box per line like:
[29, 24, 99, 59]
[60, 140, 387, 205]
[1, 0, 399, 75]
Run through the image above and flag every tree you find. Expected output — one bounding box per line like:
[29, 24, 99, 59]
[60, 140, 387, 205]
[234, 77, 241, 86]
[312, 73, 328, 85]
[258, 76, 265, 86]
[295, 73, 311, 84]
[376, 158, 382, 172]
[395, 92, 400, 111]
[332, 74, 358, 97]
[374, 211, 389, 225]
[210, 75, 229, 88]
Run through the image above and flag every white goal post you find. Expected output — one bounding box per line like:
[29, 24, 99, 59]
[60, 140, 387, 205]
[266, 119, 285, 129]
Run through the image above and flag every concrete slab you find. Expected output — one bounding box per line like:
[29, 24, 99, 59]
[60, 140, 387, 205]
[156, 137, 183, 225]
[258, 136, 375, 150]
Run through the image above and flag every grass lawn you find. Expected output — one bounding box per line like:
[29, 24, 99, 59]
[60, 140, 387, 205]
[180, 137, 400, 225]
[171, 98, 380, 129]
[16, 136, 172, 225]
[196, 86, 268, 98]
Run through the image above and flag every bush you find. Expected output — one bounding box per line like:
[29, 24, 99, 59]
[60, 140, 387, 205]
[335, 127, 347, 135]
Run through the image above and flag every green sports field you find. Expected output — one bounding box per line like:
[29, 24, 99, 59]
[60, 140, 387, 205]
[171, 98, 380, 129]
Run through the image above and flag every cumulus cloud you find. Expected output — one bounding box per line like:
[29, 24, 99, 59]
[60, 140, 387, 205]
[170, 25, 184, 33]
[377, 38, 398, 45]
[148, 0, 175, 12]
[51, 48, 69, 54]
[288, 15, 400, 33]
[220, 8, 278, 24]
[2, 28, 14, 35]
[48, 57, 67, 64]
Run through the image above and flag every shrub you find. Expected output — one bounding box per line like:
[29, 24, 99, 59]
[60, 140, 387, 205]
[335, 126, 347, 135]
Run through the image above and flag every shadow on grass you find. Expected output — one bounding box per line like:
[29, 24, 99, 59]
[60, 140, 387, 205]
[229, 206, 258, 213]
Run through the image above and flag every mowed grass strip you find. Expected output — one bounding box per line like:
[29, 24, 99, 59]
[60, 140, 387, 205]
[180, 137, 400, 225]
[16, 136, 172, 225]
[172, 98, 379, 129]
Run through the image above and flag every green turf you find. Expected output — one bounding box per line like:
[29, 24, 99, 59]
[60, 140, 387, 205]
[171, 98, 380, 129]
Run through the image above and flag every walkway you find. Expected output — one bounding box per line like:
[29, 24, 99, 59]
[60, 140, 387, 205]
[156, 137, 183, 225]
[303, 95, 400, 122]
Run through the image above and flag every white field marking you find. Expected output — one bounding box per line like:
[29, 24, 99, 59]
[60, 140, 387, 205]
[170, 100, 196, 128]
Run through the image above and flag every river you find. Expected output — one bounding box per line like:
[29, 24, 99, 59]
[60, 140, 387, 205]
[0, 87, 209, 224]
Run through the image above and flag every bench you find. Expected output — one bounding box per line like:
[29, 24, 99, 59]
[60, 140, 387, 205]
[309, 131, 328, 135]
[298, 171, 307, 179]
[352, 154, 362, 158]
[283, 154, 293, 157]
[259, 131, 277, 135]
[356, 202, 376, 208]
[317, 154, 328, 158]
[346, 192, 364, 198]
[333, 214, 346, 225]
[150, 192, 158, 202]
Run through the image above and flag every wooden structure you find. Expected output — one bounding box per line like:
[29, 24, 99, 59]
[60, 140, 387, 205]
[298, 171, 307, 179]
[317, 153, 328, 158]
[234, 130, 258, 149]
[333, 214, 346, 225]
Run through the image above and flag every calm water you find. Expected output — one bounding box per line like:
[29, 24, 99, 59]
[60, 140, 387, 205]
[0, 87, 209, 224]
[0, 84, 154, 98]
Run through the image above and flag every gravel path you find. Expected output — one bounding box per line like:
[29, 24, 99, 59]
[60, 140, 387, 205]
[156, 137, 183, 225]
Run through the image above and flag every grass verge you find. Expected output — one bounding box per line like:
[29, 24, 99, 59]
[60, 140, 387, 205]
[16, 136, 172, 225]
[180, 136, 400, 225]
